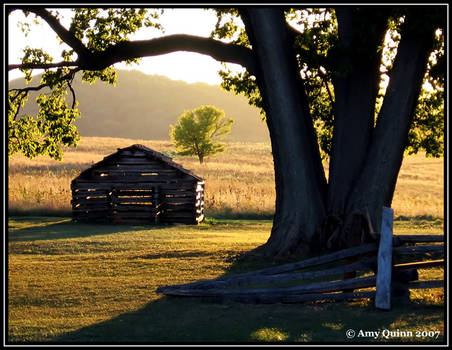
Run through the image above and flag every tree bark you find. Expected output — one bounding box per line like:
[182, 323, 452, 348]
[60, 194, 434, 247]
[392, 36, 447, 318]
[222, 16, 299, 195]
[326, 8, 389, 249]
[240, 8, 327, 256]
[343, 14, 436, 241]
[328, 8, 386, 219]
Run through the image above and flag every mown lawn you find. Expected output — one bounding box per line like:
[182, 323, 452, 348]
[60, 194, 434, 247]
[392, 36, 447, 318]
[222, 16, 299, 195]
[7, 216, 445, 344]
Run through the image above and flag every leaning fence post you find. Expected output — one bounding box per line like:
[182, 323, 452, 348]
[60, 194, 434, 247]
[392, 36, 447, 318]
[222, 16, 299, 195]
[375, 206, 394, 310]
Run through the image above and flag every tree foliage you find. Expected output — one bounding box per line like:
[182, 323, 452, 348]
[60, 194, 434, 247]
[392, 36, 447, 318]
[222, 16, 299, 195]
[169, 105, 234, 163]
[8, 70, 80, 159]
[10, 7, 444, 161]
[8, 8, 163, 160]
[212, 7, 444, 160]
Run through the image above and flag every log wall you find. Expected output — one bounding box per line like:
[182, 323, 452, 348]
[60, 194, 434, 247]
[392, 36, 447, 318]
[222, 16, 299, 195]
[71, 147, 204, 225]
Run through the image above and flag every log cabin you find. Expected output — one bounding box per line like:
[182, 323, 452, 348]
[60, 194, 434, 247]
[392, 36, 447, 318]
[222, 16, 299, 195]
[71, 144, 204, 225]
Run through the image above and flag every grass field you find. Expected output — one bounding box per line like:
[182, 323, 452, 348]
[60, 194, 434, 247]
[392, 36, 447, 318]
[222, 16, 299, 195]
[7, 136, 445, 344]
[8, 136, 444, 219]
[7, 217, 445, 344]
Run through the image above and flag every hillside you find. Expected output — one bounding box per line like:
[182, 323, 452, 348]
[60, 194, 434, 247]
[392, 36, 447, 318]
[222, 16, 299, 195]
[8, 70, 270, 142]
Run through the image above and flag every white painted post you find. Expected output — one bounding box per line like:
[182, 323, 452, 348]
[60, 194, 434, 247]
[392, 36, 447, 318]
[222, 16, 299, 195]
[375, 206, 394, 310]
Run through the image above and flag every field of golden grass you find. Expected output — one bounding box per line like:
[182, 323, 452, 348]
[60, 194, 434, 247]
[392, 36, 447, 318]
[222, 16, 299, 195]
[7, 136, 445, 343]
[8, 136, 444, 219]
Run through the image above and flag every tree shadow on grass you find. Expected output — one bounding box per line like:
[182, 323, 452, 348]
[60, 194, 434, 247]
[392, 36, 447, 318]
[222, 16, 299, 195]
[47, 247, 445, 344]
[48, 294, 445, 344]
[132, 251, 216, 260]
[44, 240, 445, 344]
[8, 217, 445, 344]
[8, 216, 173, 242]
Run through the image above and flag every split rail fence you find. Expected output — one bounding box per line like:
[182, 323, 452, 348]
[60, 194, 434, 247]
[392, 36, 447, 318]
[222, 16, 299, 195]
[157, 207, 444, 309]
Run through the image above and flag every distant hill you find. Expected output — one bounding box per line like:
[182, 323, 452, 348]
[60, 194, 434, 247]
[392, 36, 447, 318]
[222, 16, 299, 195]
[9, 70, 270, 142]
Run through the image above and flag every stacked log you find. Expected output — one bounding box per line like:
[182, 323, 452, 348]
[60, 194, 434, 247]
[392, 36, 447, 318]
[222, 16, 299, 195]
[71, 145, 204, 225]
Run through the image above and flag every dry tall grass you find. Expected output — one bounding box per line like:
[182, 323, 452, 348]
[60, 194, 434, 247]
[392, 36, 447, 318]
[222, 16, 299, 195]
[8, 136, 444, 219]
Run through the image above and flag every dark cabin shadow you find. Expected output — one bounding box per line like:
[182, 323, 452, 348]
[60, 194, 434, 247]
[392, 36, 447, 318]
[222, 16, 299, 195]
[8, 217, 175, 242]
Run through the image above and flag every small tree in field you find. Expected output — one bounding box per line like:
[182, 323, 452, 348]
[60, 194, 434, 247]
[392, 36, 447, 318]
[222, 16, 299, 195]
[169, 105, 234, 163]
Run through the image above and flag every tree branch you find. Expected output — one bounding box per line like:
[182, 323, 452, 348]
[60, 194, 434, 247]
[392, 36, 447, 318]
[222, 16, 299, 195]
[10, 8, 256, 76]
[10, 91, 28, 120]
[9, 69, 80, 94]
[9, 32, 257, 76]
[9, 10, 257, 120]
[85, 34, 256, 74]
[23, 8, 92, 60]
[9, 68, 80, 117]
[8, 61, 79, 71]
[346, 10, 436, 232]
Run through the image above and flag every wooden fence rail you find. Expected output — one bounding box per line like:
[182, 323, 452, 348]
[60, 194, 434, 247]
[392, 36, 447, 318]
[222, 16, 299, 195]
[156, 207, 444, 309]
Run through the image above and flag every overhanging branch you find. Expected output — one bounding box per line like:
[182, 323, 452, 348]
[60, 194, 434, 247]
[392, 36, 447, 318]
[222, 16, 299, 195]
[9, 10, 257, 121]
[9, 68, 80, 117]
[8, 61, 79, 71]
[9, 8, 256, 76]
[86, 35, 257, 75]
[9, 34, 257, 76]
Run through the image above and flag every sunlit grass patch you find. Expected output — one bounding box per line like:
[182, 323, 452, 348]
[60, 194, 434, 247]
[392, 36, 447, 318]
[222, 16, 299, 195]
[322, 322, 344, 331]
[8, 217, 71, 232]
[250, 328, 289, 342]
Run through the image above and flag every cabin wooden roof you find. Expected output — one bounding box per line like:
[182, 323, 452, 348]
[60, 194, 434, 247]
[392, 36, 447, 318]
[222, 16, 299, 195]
[75, 144, 203, 181]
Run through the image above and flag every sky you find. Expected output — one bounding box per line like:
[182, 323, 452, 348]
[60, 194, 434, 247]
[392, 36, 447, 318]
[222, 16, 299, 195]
[7, 7, 401, 91]
[7, 8, 243, 85]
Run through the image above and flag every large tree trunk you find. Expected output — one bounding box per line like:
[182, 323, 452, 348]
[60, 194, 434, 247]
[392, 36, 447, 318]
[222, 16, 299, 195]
[332, 12, 436, 249]
[239, 8, 435, 256]
[240, 8, 327, 256]
[326, 8, 388, 248]
[327, 8, 386, 218]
